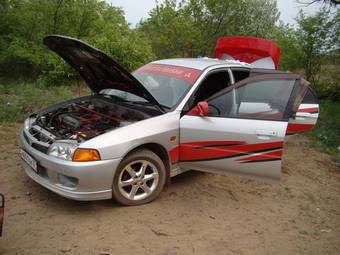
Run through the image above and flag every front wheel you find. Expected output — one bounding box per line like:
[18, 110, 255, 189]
[112, 149, 166, 206]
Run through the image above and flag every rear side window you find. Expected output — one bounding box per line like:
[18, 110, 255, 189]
[208, 79, 295, 121]
[302, 87, 318, 104]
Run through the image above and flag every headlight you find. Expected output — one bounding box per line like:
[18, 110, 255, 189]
[24, 117, 37, 130]
[24, 118, 31, 130]
[48, 142, 78, 160]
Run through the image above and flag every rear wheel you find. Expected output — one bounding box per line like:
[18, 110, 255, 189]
[112, 149, 166, 206]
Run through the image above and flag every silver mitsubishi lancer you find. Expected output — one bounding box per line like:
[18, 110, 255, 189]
[20, 35, 319, 205]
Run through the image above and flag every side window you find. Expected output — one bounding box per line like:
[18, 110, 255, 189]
[302, 87, 318, 104]
[232, 69, 250, 83]
[208, 79, 296, 121]
[188, 70, 231, 109]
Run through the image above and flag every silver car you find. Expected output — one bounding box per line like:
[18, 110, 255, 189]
[20, 35, 319, 205]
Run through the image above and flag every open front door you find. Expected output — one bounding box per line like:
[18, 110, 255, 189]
[179, 73, 307, 181]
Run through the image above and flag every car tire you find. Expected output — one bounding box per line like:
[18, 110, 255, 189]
[112, 149, 166, 206]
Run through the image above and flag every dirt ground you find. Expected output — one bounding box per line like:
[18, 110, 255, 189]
[0, 123, 339, 255]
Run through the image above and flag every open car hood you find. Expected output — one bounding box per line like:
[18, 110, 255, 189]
[43, 35, 162, 110]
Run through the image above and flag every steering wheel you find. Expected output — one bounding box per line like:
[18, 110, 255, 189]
[208, 104, 221, 116]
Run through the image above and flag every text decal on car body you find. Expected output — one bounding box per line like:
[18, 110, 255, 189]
[136, 64, 202, 84]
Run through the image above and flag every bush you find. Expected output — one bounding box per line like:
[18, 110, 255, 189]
[312, 65, 340, 101]
[306, 100, 340, 156]
[0, 80, 78, 123]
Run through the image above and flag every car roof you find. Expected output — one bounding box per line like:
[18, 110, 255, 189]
[152, 58, 252, 71]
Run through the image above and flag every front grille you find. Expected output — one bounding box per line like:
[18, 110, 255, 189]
[23, 130, 49, 154]
[29, 128, 54, 144]
[32, 143, 49, 154]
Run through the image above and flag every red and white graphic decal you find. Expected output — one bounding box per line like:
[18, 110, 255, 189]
[297, 107, 319, 114]
[286, 123, 315, 135]
[170, 140, 284, 164]
[236, 150, 282, 163]
[136, 64, 202, 84]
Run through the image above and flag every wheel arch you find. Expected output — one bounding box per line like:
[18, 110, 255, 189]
[122, 143, 171, 181]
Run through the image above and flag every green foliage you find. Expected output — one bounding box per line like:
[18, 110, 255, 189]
[273, 23, 302, 71]
[0, 79, 85, 123]
[312, 64, 340, 100]
[306, 100, 340, 156]
[0, 0, 155, 82]
[139, 0, 280, 58]
[295, 8, 338, 83]
[273, 8, 339, 103]
[138, 0, 203, 58]
[274, 8, 339, 81]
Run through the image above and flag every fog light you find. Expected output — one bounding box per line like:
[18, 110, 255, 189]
[58, 174, 78, 188]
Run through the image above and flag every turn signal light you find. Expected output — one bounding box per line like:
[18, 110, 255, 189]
[72, 149, 101, 162]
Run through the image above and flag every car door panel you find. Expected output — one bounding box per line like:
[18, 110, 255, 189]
[179, 73, 308, 181]
[179, 116, 286, 181]
[287, 87, 319, 135]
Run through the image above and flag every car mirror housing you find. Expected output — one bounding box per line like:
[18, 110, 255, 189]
[197, 101, 209, 116]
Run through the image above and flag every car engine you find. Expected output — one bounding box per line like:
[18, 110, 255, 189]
[31, 97, 149, 143]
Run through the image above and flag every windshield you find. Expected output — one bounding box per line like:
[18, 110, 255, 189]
[101, 63, 202, 109]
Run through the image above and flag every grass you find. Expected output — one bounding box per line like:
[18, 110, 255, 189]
[306, 100, 340, 156]
[0, 79, 89, 123]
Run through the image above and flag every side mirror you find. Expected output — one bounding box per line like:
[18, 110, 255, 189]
[197, 101, 209, 116]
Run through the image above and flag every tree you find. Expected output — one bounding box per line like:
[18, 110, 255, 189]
[139, 0, 280, 58]
[138, 0, 202, 58]
[295, 7, 339, 82]
[0, 0, 155, 81]
[296, 0, 340, 6]
[272, 22, 301, 71]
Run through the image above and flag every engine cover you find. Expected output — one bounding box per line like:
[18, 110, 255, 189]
[59, 114, 83, 129]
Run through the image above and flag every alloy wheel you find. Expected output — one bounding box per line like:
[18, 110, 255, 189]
[118, 160, 159, 201]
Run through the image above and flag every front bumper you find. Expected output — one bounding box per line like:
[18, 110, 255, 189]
[20, 130, 122, 201]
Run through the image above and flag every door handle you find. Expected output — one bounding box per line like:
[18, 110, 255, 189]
[255, 130, 278, 137]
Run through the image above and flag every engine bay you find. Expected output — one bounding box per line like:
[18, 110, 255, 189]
[31, 97, 151, 143]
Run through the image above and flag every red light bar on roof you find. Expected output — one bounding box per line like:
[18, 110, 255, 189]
[214, 37, 281, 69]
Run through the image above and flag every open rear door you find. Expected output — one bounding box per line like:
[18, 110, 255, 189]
[214, 37, 281, 69]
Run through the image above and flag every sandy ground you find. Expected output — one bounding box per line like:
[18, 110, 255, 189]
[0, 123, 339, 255]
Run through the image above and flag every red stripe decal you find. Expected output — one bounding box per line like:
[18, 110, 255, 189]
[169, 146, 179, 164]
[286, 123, 315, 134]
[178, 141, 283, 162]
[237, 150, 282, 162]
[297, 107, 319, 113]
